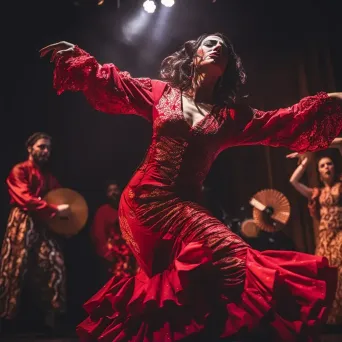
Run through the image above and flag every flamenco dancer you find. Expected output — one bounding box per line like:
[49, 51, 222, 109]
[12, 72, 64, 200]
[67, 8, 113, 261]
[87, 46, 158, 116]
[40, 33, 342, 341]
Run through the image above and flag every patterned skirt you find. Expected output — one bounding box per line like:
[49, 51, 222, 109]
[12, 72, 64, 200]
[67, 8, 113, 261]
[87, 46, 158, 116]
[0, 207, 66, 319]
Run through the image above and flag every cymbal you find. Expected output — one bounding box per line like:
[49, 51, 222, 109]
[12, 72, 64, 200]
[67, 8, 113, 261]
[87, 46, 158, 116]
[250, 189, 291, 233]
[240, 219, 260, 238]
[44, 188, 88, 237]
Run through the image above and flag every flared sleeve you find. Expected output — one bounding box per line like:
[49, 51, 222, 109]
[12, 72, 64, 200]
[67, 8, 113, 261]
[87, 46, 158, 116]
[53, 46, 154, 122]
[226, 92, 342, 152]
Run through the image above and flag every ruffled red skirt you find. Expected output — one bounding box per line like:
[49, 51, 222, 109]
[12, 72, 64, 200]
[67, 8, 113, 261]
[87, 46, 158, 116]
[77, 195, 337, 341]
[77, 244, 336, 341]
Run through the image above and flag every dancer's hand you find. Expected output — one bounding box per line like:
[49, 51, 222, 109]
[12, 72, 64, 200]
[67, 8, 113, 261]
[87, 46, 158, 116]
[327, 92, 342, 101]
[39, 41, 76, 62]
[286, 152, 313, 165]
[286, 152, 300, 159]
[57, 204, 71, 219]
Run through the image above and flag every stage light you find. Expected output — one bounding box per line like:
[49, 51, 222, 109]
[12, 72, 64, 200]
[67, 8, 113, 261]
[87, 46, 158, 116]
[161, 0, 174, 7]
[143, 0, 156, 13]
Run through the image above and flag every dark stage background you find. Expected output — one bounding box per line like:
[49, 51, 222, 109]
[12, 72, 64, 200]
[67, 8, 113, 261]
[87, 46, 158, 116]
[1, 0, 342, 330]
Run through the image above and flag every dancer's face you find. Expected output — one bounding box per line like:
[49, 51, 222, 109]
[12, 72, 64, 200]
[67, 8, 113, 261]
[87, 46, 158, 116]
[318, 157, 335, 182]
[28, 138, 51, 165]
[194, 35, 229, 77]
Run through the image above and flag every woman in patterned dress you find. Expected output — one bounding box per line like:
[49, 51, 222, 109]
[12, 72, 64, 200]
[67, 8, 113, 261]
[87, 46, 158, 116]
[288, 138, 342, 326]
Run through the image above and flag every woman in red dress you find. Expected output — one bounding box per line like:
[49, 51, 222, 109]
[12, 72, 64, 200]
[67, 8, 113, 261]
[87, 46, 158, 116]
[40, 33, 342, 341]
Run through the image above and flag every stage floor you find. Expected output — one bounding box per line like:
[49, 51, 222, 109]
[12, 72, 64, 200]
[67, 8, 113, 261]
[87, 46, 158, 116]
[1, 334, 341, 342]
[1, 338, 77, 342]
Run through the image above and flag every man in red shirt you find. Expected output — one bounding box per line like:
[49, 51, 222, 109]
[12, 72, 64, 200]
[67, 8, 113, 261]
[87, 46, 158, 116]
[0, 132, 69, 331]
[91, 181, 136, 281]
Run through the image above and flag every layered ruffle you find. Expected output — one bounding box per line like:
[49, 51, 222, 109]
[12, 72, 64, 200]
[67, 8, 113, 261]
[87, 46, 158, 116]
[77, 243, 336, 342]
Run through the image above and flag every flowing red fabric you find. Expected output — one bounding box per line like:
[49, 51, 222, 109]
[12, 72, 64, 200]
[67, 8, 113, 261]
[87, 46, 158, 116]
[52, 46, 342, 341]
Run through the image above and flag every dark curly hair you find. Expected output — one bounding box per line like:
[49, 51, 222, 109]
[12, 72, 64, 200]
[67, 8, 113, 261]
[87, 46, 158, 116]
[160, 33, 247, 104]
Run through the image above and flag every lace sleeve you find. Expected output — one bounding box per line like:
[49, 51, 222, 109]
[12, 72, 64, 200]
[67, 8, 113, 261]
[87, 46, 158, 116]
[53, 46, 154, 122]
[226, 92, 342, 153]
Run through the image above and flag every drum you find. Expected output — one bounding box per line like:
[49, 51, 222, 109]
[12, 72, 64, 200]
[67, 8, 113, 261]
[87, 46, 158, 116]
[44, 188, 88, 237]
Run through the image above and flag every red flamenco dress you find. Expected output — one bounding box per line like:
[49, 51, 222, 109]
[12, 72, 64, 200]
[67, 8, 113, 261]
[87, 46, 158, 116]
[52, 46, 342, 341]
